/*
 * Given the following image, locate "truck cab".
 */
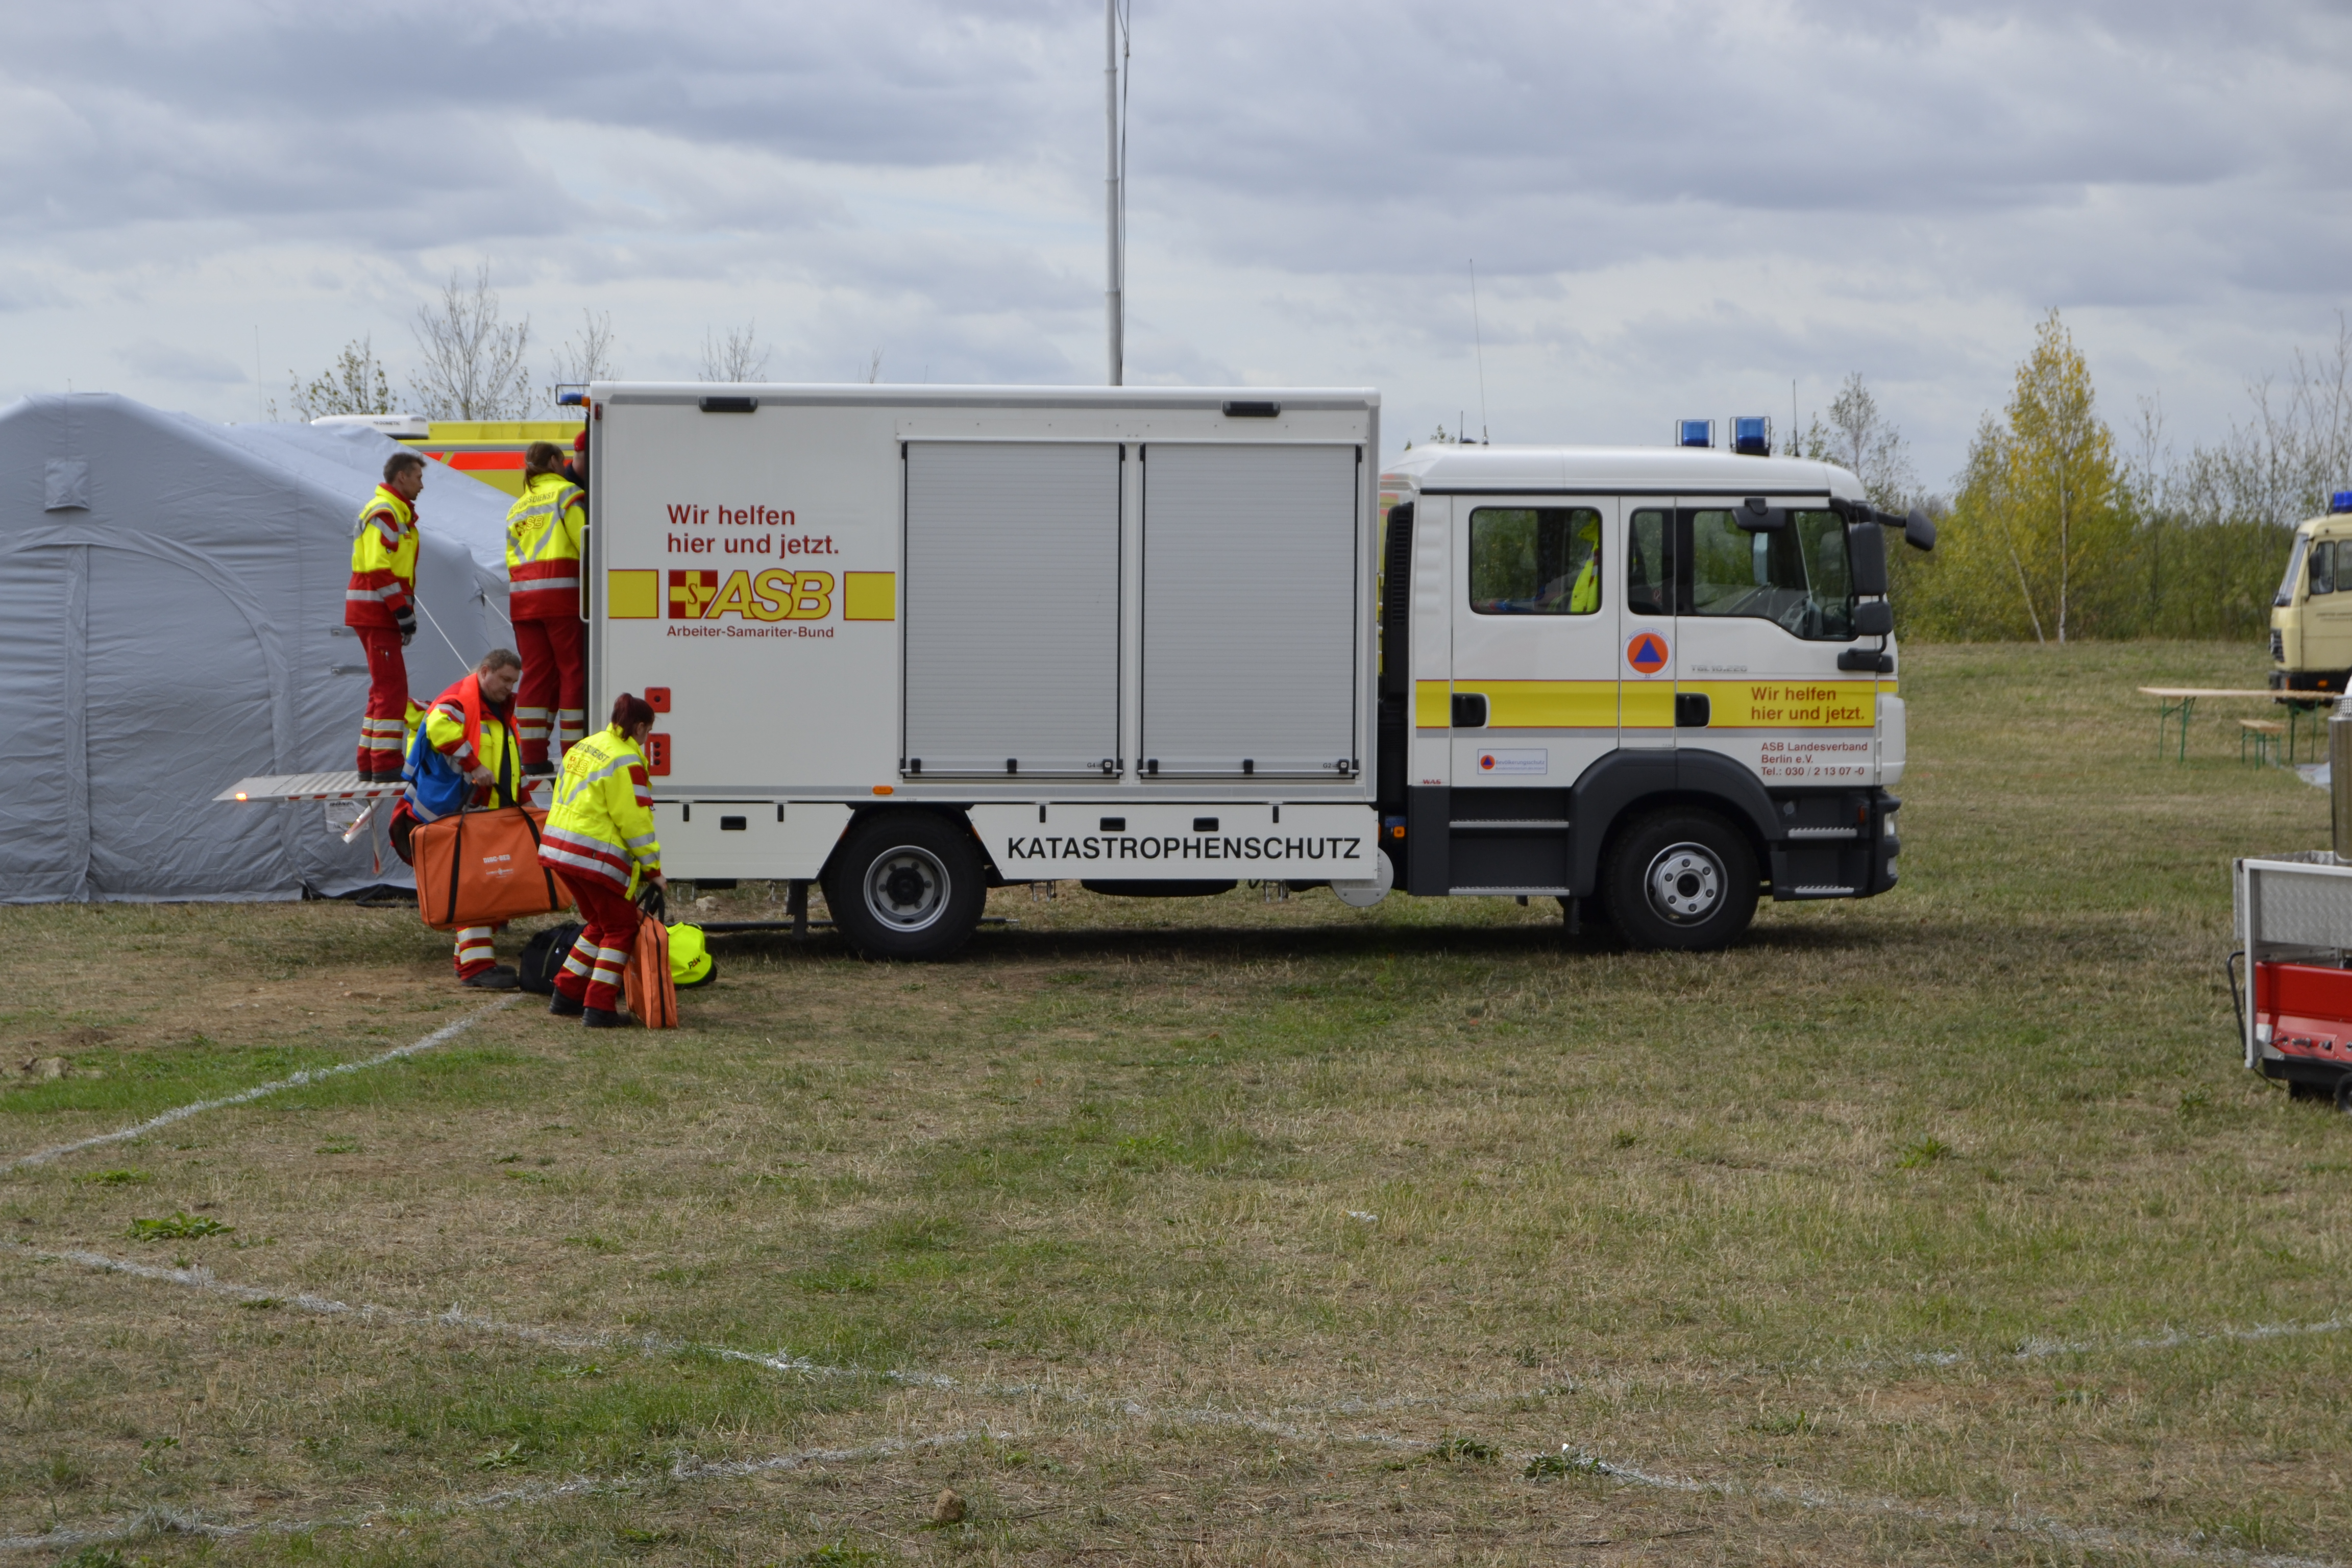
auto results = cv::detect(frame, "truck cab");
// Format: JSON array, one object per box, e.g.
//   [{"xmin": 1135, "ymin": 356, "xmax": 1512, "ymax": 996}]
[
  {"xmin": 1376, "ymin": 444, "xmax": 1924, "ymax": 948},
  {"xmin": 2269, "ymin": 492, "xmax": 2352, "ymax": 696}
]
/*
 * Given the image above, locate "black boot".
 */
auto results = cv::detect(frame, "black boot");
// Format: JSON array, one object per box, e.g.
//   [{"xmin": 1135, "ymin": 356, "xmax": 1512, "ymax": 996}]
[
  {"xmin": 462, "ymin": 966, "xmax": 521, "ymax": 990},
  {"xmin": 548, "ymin": 992, "xmax": 584, "ymax": 1017},
  {"xmin": 582, "ymin": 1007, "xmax": 633, "ymax": 1029}
]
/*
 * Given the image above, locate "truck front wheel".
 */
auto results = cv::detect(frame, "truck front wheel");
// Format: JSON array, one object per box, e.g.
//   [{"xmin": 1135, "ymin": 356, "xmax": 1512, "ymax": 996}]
[
  {"xmin": 823, "ymin": 811, "xmax": 987, "ymax": 961},
  {"xmin": 1603, "ymin": 809, "xmax": 1758, "ymax": 952}
]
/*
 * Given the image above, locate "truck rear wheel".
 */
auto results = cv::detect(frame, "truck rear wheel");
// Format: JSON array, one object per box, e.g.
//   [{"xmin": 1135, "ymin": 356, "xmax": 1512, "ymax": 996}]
[
  {"xmin": 823, "ymin": 811, "xmax": 986, "ymax": 962},
  {"xmin": 1603, "ymin": 808, "xmax": 1758, "ymax": 952}
]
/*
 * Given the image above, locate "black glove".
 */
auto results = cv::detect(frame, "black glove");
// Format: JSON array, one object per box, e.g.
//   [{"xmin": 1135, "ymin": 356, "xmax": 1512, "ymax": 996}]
[{"xmin": 395, "ymin": 606, "xmax": 416, "ymax": 648}]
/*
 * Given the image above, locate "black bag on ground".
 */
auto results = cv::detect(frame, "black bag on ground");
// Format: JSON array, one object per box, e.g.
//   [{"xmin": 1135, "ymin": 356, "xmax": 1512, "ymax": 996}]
[{"xmin": 517, "ymin": 921, "xmax": 585, "ymax": 996}]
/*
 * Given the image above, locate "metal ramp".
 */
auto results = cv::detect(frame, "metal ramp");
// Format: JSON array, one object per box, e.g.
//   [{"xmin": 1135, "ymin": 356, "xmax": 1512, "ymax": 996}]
[{"xmin": 213, "ymin": 771, "xmax": 404, "ymax": 804}]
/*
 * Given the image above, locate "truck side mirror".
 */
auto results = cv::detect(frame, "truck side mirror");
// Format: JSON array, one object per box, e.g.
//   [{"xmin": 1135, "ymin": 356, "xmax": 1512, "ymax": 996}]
[
  {"xmin": 1847, "ymin": 522, "xmax": 1888, "ymax": 596},
  {"xmin": 1904, "ymin": 508, "xmax": 1937, "ymax": 552},
  {"xmin": 1853, "ymin": 600, "xmax": 1894, "ymax": 636},
  {"xmin": 1734, "ymin": 497, "xmax": 1786, "ymax": 533}
]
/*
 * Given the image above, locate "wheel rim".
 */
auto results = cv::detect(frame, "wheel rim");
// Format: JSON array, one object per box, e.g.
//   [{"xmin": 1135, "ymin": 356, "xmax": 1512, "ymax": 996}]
[
  {"xmin": 1643, "ymin": 841, "xmax": 1724, "ymax": 924},
  {"xmin": 864, "ymin": 846, "xmax": 951, "ymax": 933}
]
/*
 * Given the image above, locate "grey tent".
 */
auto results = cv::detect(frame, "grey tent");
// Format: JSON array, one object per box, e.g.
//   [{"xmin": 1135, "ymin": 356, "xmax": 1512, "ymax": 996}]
[{"xmin": 0, "ymin": 394, "xmax": 514, "ymax": 902}]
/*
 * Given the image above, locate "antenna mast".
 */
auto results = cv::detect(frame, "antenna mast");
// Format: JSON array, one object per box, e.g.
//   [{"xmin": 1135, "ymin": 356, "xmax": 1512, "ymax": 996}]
[
  {"xmin": 1468, "ymin": 259, "xmax": 1489, "ymax": 443},
  {"xmin": 1105, "ymin": 0, "xmax": 1124, "ymax": 386}
]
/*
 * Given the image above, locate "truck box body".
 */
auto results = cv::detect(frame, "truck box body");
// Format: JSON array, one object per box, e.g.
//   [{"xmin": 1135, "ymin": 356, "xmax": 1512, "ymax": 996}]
[{"xmin": 586, "ymin": 385, "xmax": 1384, "ymax": 885}]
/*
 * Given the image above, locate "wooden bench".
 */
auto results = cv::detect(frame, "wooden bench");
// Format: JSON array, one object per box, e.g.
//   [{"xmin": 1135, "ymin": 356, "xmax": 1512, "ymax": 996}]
[{"xmin": 2240, "ymin": 717, "xmax": 2286, "ymax": 765}]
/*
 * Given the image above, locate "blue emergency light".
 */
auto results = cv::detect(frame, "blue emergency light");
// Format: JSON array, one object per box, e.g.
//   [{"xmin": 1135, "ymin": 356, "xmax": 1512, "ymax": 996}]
[
  {"xmin": 1733, "ymin": 415, "xmax": 1772, "ymax": 456},
  {"xmin": 2332, "ymin": 491, "xmax": 2352, "ymax": 514},
  {"xmin": 1679, "ymin": 419, "xmax": 1714, "ymax": 449},
  {"xmin": 555, "ymin": 383, "xmax": 589, "ymax": 408}
]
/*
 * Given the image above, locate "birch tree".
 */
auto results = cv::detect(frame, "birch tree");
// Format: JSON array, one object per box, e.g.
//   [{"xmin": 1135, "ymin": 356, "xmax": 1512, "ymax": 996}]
[
  {"xmin": 547, "ymin": 308, "xmax": 617, "ymax": 407},
  {"xmin": 410, "ymin": 263, "xmax": 533, "ymax": 420},
  {"xmin": 699, "ymin": 322, "xmax": 770, "ymax": 382},
  {"xmin": 284, "ymin": 336, "xmax": 393, "ymax": 421},
  {"xmin": 1802, "ymin": 373, "xmax": 1918, "ymax": 509},
  {"xmin": 2005, "ymin": 310, "xmax": 2122, "ymax": 643}
]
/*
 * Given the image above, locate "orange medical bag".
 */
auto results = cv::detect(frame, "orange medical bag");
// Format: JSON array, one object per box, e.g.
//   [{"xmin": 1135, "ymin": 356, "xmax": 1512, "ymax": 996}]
[{"xmin": 410, "ymin": 807, "xmax": 572, "ymax": 932}]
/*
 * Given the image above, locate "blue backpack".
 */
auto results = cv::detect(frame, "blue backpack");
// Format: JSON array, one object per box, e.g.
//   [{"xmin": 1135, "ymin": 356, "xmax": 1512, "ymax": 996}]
[{"xmin": 402, "ymin": 710, "xmax": 517, "ymax": 821}]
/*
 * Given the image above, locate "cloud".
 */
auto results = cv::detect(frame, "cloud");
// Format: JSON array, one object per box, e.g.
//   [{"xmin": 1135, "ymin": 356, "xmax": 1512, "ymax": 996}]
[
  {"xmin": 118, "ymin": 340, "xmax": 249, "ymax": 384},
  {"xmin": 2, "ymin": 0, "xmax": 2348, "ymax": 481}
]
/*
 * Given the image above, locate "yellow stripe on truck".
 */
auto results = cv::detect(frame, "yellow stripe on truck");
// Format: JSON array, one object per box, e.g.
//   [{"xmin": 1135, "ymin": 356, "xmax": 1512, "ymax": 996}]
[
  {"xmin": 1622, "ymin": 682, "xmax": 1675, "ymax": 729},
  {"xmin": 1415, "ymin": 680, "xmax": 1451, "ymax": 728},
  {"xmin": 1449, "ymin": 680, "xmax": 1616, "ymax": 728},
  {"xmin": 1681, "ymin": 679, "xmax": 1876, "ymax": 728}
]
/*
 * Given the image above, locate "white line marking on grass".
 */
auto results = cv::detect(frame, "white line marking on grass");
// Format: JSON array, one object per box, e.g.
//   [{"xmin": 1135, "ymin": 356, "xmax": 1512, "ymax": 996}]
[
  {"xmin": 2, "ymin": 996, "xmax": 521, "ymax": 1174},
  {"xmin": 1562, "ymin": 1448, "xmax": 2338, "ymax": 1568},
  {"xmin": 4, "ymin": 1242, "xmax": 952, "ymax": 1387},
  {"xmin": 0, "ymin": 1430, "xmax": 1004, "ymax": 1555},
  {"xmin": 12, "ymin": 1251, "xmax": 2339, "ymax": 1564}
]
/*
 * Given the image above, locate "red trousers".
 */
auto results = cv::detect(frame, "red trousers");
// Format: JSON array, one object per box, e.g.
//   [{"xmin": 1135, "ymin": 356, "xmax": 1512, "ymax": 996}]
[
  {"xmin": 356, "ymin": 627, "xmax": 409, "ymax": 775},
  {"xmin": 513, "ymin": 616, "xmax": 585, "ymax": 769},
  {"xmin": 549, "ymin": 872, "xmax": 640, "ymax": 1014}
]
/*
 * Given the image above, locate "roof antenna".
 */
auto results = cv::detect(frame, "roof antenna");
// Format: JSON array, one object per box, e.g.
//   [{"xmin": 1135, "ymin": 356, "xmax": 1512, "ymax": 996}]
[
  {"xmin": 1789, "ymin": 378, "xmax": 1799, "ymax": 456},
  {"xmin": 1468, "ymin": 258, "xmax": 1490, "ymax": 445}
]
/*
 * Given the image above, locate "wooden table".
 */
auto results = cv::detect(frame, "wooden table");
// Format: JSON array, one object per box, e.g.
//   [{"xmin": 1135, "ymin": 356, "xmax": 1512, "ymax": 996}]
[{"xmin": 2139, "ymin": 687, "xmax": 2335, "ymax": 762}]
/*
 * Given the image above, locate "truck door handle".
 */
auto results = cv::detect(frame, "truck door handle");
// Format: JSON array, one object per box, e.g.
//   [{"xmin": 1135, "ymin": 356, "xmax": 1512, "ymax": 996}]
[
  {"xmin": 1451, "ymin": 693, "xmax": 1488, "ymax": 728},
  {"xmin": 1674, "ymin": 693, "xmax": 1710, "ymax": 728}
]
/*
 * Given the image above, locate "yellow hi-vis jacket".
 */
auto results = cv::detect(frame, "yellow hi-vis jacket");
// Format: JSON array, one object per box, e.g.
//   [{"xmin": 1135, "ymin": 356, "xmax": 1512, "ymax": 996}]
[
  {"xmin": 422, "ymin": 697, "xmax": 518, "ymax": 807},
  {"xmin": 346, "ymin": 486, "xmax": 419, "ymax": 631},
  {"xmin": 540, "ymin": 726, "xmax": 660, "ymax": 894},
  {"xmin": 505, "ymin": 472, "xmax": 586, "ymax": 621}
]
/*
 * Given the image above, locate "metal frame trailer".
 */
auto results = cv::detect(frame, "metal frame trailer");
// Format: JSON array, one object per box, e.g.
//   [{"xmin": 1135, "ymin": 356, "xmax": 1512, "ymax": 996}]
[
  {"xmin": 2235, "ymin": 854, "xmax": 2352, "ymax": 1110},
  {"xmin": 582, "ymin": 383, "xmax": 1912, "ymax": 959}
]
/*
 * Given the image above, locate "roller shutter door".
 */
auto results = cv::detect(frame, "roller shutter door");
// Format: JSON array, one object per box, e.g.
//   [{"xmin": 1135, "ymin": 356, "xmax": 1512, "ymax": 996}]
[
  {"xmin": 902, "ymin": 442, "xmax": 1120, "ymax": 777},
  {"xmin": 1141, "ymin": 443, "xmax": 1358, "ymax": 777}
]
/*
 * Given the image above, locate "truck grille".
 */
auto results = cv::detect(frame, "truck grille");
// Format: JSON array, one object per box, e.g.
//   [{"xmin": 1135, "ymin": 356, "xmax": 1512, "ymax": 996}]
[{"xmin": 2273, "ymin": 629, "xmax": 2286, "ymax": 662}]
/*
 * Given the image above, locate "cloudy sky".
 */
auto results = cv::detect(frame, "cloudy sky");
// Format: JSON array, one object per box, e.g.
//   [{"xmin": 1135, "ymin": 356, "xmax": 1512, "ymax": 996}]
[{"xmin": 5, "ymin": 0, "xmax": 2348, "ymax": 485}]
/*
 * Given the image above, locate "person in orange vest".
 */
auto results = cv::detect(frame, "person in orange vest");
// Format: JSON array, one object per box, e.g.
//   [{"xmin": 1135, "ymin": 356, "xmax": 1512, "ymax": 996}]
[
  {"xmin": 387, "ymin": 649, "xmax": 527, "ymax": 988},
  {"xmin": 347, "ymin": 452, "xmax": 425, "ymax": 781},
  {"xmin": 505, "ymin": 442, "xmax": 588, "ymax": 775}
]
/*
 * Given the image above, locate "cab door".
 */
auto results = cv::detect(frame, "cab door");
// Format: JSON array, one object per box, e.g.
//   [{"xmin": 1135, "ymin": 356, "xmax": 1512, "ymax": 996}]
[
  {"xmin": 2302, "ymin": 536, "xmax": 2352, "ymax": 677},
  {"xmin": 1673, "ymin": 498, "xmax": 1874, "ymax": 786},
  {"xmin": 1448, "ymin": 497, "xmax": 1621, "ymax": 788},
  {"xmin": 1619, "ymin": 498, "xmax": 1678, "ymax": 751}
]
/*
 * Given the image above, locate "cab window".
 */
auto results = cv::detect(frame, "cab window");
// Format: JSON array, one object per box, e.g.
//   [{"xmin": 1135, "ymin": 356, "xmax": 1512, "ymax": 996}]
[
  {"xmin": 1626, "ymin": 508, "xmax": 1671, "ymax": 618},
  {"xmin": 2314, "ymin": 540, "xmax": 2337, "ymax": 596},
  {"xmin": 1687, "ymin": 508, "xmax": 1855, "ymax": 640},
  {"xmin": 1469, "ymin": 507, "xmax": 1602, "ymax": 615},
  {"xmin": 2277, "ymin": 534, "xmax": 2310, "ymax": 606}
]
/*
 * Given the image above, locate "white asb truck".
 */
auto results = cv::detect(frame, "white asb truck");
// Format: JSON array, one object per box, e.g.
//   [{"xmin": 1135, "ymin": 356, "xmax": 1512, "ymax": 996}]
[{"xmin": 581, "ymin": 383, "xmax": 1930, "ymax": 959}]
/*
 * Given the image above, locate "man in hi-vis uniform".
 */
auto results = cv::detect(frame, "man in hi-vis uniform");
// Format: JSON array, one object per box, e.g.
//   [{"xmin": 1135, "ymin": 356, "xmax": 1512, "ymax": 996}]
[
  {"xmin": 504, "ymin": 442, "xmax": 589, "ymax": 775},
  {"xmin": 346, "ymin": 451, "xmax": 424, "ymax": 781}
]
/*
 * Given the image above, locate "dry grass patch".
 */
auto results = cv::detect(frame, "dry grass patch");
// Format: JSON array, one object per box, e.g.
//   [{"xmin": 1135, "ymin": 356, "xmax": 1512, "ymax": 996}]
[{"xmin": 4, "ymin": 641, "xmax": 2350, "ymax": 1563}]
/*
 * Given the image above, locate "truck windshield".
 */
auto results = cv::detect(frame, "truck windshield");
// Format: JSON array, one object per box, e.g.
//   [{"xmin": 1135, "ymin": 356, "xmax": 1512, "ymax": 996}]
[
  {"xmin": 1688, "ymin": 508, "xmax": 1855, "ymax": 640},
  {"xmin": 2278, "ymin": 533, "xmax": 2311, "ymax": 607}
]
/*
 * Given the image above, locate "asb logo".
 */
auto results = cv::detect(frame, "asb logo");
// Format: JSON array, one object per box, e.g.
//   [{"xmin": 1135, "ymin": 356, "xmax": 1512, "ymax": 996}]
[
  {"xmin": 668, "ymin": 568, "xmax": 834, "ymax": 621},
  {"xmin": 1626, "ymin": 631, "xmax": 1670, "ymax": 675},
  {"xmin": 670, "ymin": 570, "xmax": 719, "ymax": 619}
]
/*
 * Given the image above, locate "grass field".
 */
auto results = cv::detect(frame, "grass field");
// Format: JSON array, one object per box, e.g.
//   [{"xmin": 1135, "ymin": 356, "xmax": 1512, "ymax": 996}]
[{"xmin": 4, "ymin": 641, "xmax": 2349, "ymax": 1566}]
